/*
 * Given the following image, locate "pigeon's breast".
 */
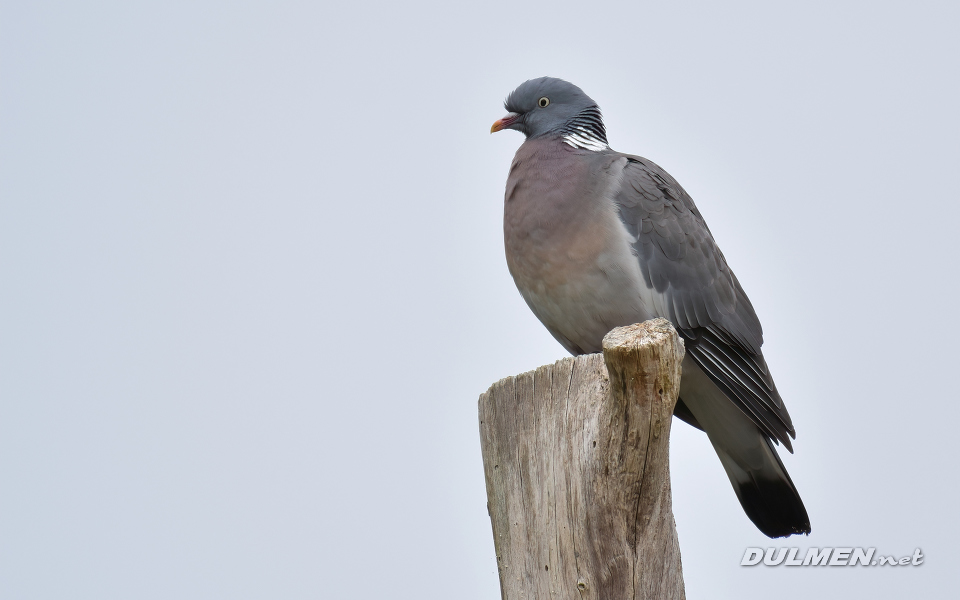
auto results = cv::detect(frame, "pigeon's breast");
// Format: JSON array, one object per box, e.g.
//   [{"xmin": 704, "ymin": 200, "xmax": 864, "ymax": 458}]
[{"xmin": 503, "ymin": 141, "xmax": 655, "ymax": 354}]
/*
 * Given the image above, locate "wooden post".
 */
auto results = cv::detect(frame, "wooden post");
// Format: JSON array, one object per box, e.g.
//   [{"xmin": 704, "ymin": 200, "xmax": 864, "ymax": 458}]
[{"xmin": 479, "ymin": 318, "xmax": 686, "ymax": 600}]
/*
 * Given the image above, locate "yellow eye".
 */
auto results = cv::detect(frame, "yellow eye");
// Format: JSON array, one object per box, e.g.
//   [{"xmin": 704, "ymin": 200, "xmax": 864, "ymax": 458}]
[{"xmin": 538, "ymin": 97, "xmax": 550, "ymax": 108}]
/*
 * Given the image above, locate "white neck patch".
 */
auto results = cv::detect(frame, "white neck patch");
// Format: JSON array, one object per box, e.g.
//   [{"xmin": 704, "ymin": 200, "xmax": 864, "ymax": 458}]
[{"xmin": 562, "ymin": 126, "xmax": 609, "ymax": 151}]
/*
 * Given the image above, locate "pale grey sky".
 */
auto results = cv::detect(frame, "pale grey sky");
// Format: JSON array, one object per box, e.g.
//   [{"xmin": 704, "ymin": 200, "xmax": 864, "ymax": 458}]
[{"xmin": 2, "ymin": 1, "xmax": 958, "ymax": 598}]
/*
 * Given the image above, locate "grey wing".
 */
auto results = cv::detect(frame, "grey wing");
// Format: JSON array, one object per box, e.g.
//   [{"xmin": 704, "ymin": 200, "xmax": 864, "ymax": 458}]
[{"xmin": 614, "ymin": 154, "xmax": 797, "ymax": 450}]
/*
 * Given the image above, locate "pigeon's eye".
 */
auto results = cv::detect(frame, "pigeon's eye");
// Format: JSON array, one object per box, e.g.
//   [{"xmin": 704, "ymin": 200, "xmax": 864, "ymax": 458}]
[{"xmin": 538, "ymin": 97, "xmax": 550, "ymax": 108}]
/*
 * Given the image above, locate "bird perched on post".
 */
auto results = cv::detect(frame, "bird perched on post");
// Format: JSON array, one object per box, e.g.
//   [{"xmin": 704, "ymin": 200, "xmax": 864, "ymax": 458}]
[{"xmin": 491, "ymin": 76, "xmax": 810, "ymax": 538}]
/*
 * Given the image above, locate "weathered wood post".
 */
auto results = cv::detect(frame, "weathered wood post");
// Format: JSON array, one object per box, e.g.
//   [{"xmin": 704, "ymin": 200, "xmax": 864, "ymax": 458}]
[{"xmin": 479, "ymin": 318, "xmax": 685, "ymax": 599}]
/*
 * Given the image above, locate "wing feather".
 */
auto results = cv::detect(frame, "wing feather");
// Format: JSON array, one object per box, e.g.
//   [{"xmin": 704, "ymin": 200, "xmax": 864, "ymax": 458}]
[{"xmin": 613, "ymin": 154, "xmax": 796, "ymax": 448}]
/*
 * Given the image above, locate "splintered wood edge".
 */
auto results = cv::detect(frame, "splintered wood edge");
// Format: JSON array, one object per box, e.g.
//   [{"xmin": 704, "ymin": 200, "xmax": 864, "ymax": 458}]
[
  {"xmin": 480, "ymin": 319, "xmax": 685, "ymax": 403},
  {"xmin": 601, "ymin": 317, "xmax": 685, "ymax": 355},
  {"xmin": 480, "ymin": 355, "xmax": 581, "ymax": 400}
]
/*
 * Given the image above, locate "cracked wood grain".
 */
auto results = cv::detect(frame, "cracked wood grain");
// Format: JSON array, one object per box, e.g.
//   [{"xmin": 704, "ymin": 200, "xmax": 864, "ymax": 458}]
[{"xmin": 479, "ymin": 318, "xmax": 685, "ymax": 600}]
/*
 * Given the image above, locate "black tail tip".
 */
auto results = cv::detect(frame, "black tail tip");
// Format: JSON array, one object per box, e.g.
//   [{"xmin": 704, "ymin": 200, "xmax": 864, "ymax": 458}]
[{"xmin": 735, "ymin": 476, "xmax": 811, "ymax": 538}]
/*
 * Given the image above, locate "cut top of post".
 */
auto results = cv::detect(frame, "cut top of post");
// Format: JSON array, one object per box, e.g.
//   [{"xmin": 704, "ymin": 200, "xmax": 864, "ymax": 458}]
[{"xmin": 602, "ymin": 317, "xmax": 685, "ymax": 354}]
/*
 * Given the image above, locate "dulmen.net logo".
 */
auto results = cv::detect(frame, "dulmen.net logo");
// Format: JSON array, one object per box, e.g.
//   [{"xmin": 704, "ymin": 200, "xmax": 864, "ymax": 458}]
[{"xmin": 741, "ymin": 547, "xmax": 924, "ymax": 567}]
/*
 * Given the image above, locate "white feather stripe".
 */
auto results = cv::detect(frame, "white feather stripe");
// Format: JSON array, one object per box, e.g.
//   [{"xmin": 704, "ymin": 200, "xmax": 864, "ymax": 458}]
[{"xmin": 562, "ymin": 131, "xmax": 608, "ymax": 151}]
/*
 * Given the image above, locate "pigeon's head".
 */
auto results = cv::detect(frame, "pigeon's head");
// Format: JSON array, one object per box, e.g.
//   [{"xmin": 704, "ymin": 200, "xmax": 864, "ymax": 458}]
[{"xmin": 491, "ymin": 77, "xmax": 602, "ymax": 139}]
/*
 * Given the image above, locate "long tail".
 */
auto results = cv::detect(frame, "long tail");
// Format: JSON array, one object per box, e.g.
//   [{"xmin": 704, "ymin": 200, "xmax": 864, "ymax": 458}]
[
  {"xmin": 679, "ymin": 355, "xmax": 810, "ymax": 538},
  {"xmin": 712, "ymin": 431, "xmax": 811, "ymax": 538}
]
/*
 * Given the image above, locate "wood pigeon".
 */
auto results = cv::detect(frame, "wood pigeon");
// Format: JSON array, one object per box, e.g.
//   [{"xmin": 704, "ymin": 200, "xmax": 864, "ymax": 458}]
[{"xmin": 491, "ymin": 76, "xmax": 810, "ymax": 538}]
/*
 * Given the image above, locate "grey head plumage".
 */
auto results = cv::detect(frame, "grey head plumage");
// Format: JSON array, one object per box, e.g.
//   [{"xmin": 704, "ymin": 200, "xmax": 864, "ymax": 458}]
[{"xmin": 491, "ymin": 77, "xmax": 608, "ymax": 149}]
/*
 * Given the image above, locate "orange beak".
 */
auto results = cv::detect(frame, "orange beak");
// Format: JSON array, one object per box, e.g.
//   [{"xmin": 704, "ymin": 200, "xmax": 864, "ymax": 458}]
[{"xmin": 490, "ymin": 113, "xmax": 520, "ymax": 133}]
